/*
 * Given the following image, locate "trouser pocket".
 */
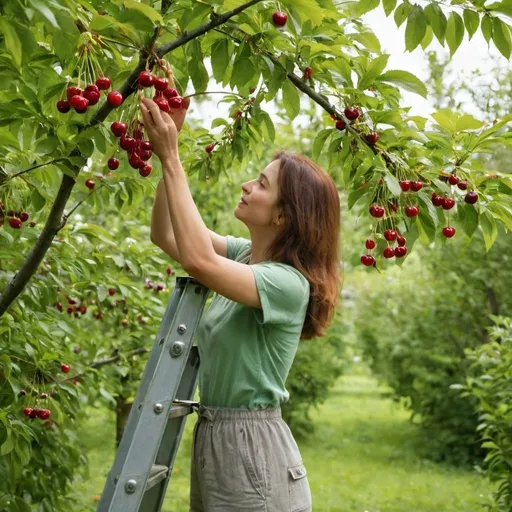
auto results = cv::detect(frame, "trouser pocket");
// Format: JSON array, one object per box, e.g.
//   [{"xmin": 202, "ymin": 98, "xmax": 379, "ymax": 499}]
[{"xmin": 287, "ymin": 461, "xmax": 312, "ymax": 512}]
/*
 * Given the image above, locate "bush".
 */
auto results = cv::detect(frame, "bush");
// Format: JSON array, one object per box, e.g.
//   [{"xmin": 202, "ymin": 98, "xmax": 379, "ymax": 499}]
[{"xmin": 459, "ymin": 316, "xmax": 512, "ymax": 511}]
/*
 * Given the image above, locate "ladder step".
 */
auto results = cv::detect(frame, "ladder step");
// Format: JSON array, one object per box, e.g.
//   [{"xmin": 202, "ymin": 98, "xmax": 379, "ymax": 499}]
[
  {"xmin": 169, "ymin": 404, "xmax": 195, "ymax": 419},
  {"xmin": 147, "ymin": 465, "xmax": 169, "ymax": 491}
]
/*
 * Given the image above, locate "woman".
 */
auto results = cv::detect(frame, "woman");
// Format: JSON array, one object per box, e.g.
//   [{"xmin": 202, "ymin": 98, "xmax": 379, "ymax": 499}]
[{"xmin": 143, "ymin": 96, "xmax": 342, "ymax": 511}]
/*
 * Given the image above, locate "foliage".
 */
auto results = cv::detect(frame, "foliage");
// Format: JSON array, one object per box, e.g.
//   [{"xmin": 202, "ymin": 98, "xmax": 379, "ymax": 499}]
[{"xmin": 459, "ymin": 316, "xmax": 512, "ymax": 512}]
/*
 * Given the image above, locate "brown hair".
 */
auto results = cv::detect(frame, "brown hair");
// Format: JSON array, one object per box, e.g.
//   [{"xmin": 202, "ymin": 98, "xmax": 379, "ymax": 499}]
[{"xmin": 265, "ymin": 149, "xmax": 342, "ymax": 340}]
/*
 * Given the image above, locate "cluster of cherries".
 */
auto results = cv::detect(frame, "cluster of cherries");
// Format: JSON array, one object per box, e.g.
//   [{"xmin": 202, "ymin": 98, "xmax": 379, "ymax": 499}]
[
  {"xmin": 56, "ymin": 76, "xmax": 123, "ymax": 115},
  {"xmin": 1, "ymin": 202, "xmax": 35, "ymax": 229},
  {"xmin": 21, "ymin": 364, "xmax": 70, "ymax": 422},
  {"xmin": 361, "ymin": 230, "xmax": 408, "ymax": 267},
  {"xmin": 331, "ymin": 107, "xmax": 380, "ymax": 145}
]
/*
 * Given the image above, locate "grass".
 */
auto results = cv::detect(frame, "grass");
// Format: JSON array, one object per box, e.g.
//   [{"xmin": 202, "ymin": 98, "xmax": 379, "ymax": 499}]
[{"xmin": 72, "ymin": 370, "xmax": 493, "ymax": 511}]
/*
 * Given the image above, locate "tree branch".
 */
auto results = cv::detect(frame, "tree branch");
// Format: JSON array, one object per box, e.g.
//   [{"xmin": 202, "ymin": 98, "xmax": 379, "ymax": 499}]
[{"xmin": 7, "ymin": 158, "xmax": 67, "ymax": 181}]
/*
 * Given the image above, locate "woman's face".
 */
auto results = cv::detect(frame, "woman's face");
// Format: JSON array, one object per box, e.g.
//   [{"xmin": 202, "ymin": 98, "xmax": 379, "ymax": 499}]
[{"xmin": 235, "ymin": 160, "xmax": 283, "ymax": 228}]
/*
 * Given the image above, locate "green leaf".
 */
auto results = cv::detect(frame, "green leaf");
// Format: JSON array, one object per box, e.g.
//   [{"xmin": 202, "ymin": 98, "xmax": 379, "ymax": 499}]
[
  {"xmin": 492, "ymin": 17, "xmax": 512, "ymax": 59},
  {"xmin": 481, "ymin": 14, "xmax": 493, "ymax": 44},
  {"xmin": 211, "ymin": 39, "xmax": 230, "ymax": 83},
  {"xmin": 358, "ymin": 54, "xmax": 389, "ymax": 90},
  {"xmin": 354, "ymin": 0, "xmax": 380, "ymax": 15},
  {"xmin": 487, "ymin": 202, "xmax": 512, "ymax": 231},
  {"xmin": 394, "ymin": 2, "xmax": 412, "ymax": 28},
  {"xmin": 259, "ymin": 111, "xmax": 275, "ymax": 143},
  {"xmin": 421, "ymin": 24, "xmax": 434, "ymax": 49},
  {"xmin": 0, "ymin": 18, "xmax": 22, "ymax": 68},
  {"xmin": 231, "ymin": 58, "xmax": 256, "ymax": 90},
  {"xmin": 31, "ymin": 187, "xmax": 46, "ymax": 212},
  {"xmin": 377, "ymin": 70, "xmax": 427, "ymax": 98},
  {"xmin": 424, "ymin": 3, "xmax": 447, "ymax": 44},
  {"xmin": 455, "ymin": 114, "xmax": 484, "ymax": 131},
  {"xmin": 463, "ymin": 9, "xmax": 480, "ymax": 40},
  {"xmin": 0, "ymin": 433, "xmax": 14, "ymax": 455},
  {"xmin": 480, "ymin": 210, "xmax": 498, "ymax": 251},
  {"xmin": 405, "ymin": 5, "xmax": 427, "ymax": 51},
  {"xmin": 124, "ymin": 0, "xmax": 163, "ymax": 24},
  {"xmin": 446, "ymin": 11, "xmax": 465, "ymax": 56},
  {"xmin": 384, "ymin": 173, "xmax": 402, "ymax": 196},
  {"xmin": 282, "ymin": 80, "xmax": 301, "ymax": 120},
  {"xmin": 188, "ymin": 40, "xmax": 209, "ymax": 92},
  {"xmin": 460, "ymin": 203, "xmax": 479, "ymax": 238},
  {"xmin": 29, "ymin": 0, "xmax": 58, "ymax": 28},
  {"xmin": 431, "ymin": 108, "xmax": 458, "ymax": 132},
  {"xmin": 383, "ymin": 0, "xmax": 397, "ymax": 16},
  {"xmin": 313, "ymin": 129, "xmax": 333, "ymax": 161}
]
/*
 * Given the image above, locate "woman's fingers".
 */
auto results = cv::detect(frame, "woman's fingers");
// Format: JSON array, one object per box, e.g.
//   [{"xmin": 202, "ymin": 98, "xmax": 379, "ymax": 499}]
[{"xmin": 140, "ymin": 97, "xmax": 167, "ymax": 131}]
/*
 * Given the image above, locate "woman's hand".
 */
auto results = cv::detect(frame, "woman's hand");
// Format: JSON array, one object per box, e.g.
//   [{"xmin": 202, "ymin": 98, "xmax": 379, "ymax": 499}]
[{"xmin": 139, "ymin": 96, "xmax": 190, "ymax": 162}]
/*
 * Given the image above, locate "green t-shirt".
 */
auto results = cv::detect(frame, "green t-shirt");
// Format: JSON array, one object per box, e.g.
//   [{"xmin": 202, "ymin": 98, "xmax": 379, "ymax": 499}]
[{"xmin": 195, "ymin": 235, "xmax": 310, "ymax": 409}]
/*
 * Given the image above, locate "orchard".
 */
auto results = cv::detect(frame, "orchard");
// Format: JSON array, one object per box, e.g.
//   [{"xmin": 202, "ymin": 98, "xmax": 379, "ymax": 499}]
[{"xmin": 1, "ymin": 0, "xmax": 512, "ymax": 510}]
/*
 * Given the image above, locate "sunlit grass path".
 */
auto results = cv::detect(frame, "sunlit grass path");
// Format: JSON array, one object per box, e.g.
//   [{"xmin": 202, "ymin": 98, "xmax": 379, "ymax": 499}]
[{"xmin": 73, "ymin": 371, "xmax": 492, "ymax": 511}]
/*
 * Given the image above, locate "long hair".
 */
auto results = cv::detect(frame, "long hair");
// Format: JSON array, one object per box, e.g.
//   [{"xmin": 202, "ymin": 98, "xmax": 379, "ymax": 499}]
[{"xmin": 264, "ymin": 149, "xmax": 343, "ymax": 340}]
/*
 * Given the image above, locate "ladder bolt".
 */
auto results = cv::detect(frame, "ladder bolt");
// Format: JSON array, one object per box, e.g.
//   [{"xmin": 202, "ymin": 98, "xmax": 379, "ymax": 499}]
[
  {"xmin": 178, "ymin": 324, "xmax": 187, "ymax": 334},
  {"xmin": 154, "ymin": 403, "xmax": 164, "ymax": 414},
  {"xmin": 125, "ymin": 479, "xmax": 137, "ymax": 493},
  {"xmin": 171, "ymin": 341, "xmax": 185, "ymax": 357}
]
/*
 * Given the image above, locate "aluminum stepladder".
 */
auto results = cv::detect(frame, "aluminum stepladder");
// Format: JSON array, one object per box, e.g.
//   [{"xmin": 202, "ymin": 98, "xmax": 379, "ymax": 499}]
[{"xmin": 96, "ymin": 276, "xmax": 210, "ymax": 512}]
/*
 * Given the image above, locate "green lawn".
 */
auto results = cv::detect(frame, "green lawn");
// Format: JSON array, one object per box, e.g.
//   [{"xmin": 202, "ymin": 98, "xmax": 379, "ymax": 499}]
[{"xmin": 72, "ymin": 372, "xmax": 493, "ymax": 511}]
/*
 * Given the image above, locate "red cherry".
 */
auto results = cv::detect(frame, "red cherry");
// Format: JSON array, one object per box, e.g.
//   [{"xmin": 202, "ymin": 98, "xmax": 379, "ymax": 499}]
[
  {"xmin": 128, "ymin": 152, "xmax": 144, "ymax": 169},
  {"xmin": 107, "ymin": 91, "xmax": 123, "ymax": 107},
  {"xmin": 457, "ymin": 181, "xmax": 468, "ymax": 190},
  {"xmin": 40, "ymin": 392, "xmax": 48, "ymax": 399},
  {"xmin": 205, "ymin": 143, "xmax": 216, "ymax": 153},
  {"xmin": 139, "ymin": 150, "xmax": 152, "ymax": 161},
  {"xmin": 95, "ymin": 76, "xmax": 111, "ymax": 90},
  {"xmin": 138, "ymin": 71, "xmax": 154, "ymax": 87},
  {"xmin": 85, "ymin": 179, "xmax": 95, "ymax": 190},
  {"xmin": 163, "ymin": 88, "xmax": 179, "ymax": 99},
  {"xmin": 394, "ymin": 246, "xmax": 407, "ymax": 258},
  {"xmin": 410, "ymin": 181, "xmax": 423, "ymax": 192},
  {"xmin": 369, "ymin": 205, "xmax": 385, "ymax": 218},
  {"xmin": 464, "ymin": 191, "xmax": 478, "ymax": 204},
  {"xmin": 384, "ymin": 229, "xmax": 397, "ymax": 241},
  {"xmin": 433, "ymin": 195, "xmax": 444, "ymax": 207},
  {"xmin": 61, "ymin": 363, "xmax": 70, "ymax": 373},
  {"xmin": 139, "ymin": 165, "xmax": 152, "ymax": 177},
  {"xmin": 108, "ymin": 157, "xmax": 119, "ymax": 170},
  {"xmin": 67, "ymin": 296, "xmax": 77, "ymax": 305},
  {"xmin": 37, "ymin": 409, "xmax": 51, "ymax": 420},
  {"xmin": 23, "ymin": 408, "xmax": 33, "ymax": 417},
  {"xmin": 383, "ymin": 247, "xmax": 395, "ymax": 259},
  {"xmin": 84, "ymin": 89, "xmax": 100, "ymax": 105},
  {"xmin": 85, "ymin": 84, "xmax": 99, "ymax": 95},
  {"xmin": 66, "ymin": 86, "xmax": 82, "ymax": 100},
  {"xmin": 108, "ymin": 288, "xmax": 116, "ymax": 296},
  {"xmin": 360, "ymin": 254, "xmax": 375, "ymax": 267},
  {"xmin": 272, "ymin": 11, "xmax": 288, "ymax": 27},
  {"xmin": 55, "ymin": 301, "xmax": 63, "ymax": 311},
  {"xmin": 19, "ymin": 390, "xmax": 26, "ymax": 397},
  {"xmin": 335, "ymin": 120, "xmax": 346, "ymax": 130},
  {"xmin": 57, "ymin": 100, "xmax": 70, "ymax": 113},
  {"xmin": 132, "ymin": 128, "xmax": 144, "ymax": 139},
  {"xmin": 365, "ymin": 132, "xmax": 379, "ymax": 145},
  {"xmin": 154, "ymin": 97, "xmax": 170, "ymax": 113},
  {"xmin": 8, "ymin": 217, "xmax": 22, "ymax": 229},
  {"xmin": 443, "ymin": 226, "xmax": 456, "ymax": 238},
  {"xmin": 303, "ymin": 67, "xmax": 313, "ymax": 80},
  {"xmin": 397, "ymin": 235, "xmax": 406, "ymax": 247},
  {"xmin": 168, "ymin": 96, "xmax": 183, "ymax": 108},
  {"xmin": 390, "ymin": 203, "xmax": 398, "ymax": 212},
  {"xmin": 365, "ymin": 239, "xmax": 375, "ymax": 250},
  {"xmin": 405, "ymin": 205, "xmax": 419, "ymax": 217},
  {"xmin": 154, "ymin": 77, "xmax": 169, "ymax": 90},
  {"xmin": 442, "ymin": 197, "xmax": 455, "ymax": 210},
  {"xmin": 29, "ymin": 221, "xmax": 36, "ymax": 227},
  {"xmin": 95, "ymin": 312, "xmax": 103, "ymax": 320},
  {"xmin": 140, "ymin": 141, "xmax": 153, "ymax": 151},
  {"xmin": 344, "ymin": 107, "xmax": 360, "ymax": 121},
  {"xmin": 120, "ymin": 134, "xmax": 136, "ymax": 151},
  {"xmin": 122, "ymin": 318, "xmax": 128, "ymax": 326},
  {"xmin": 399, "ymin": 180, "xmax": 411, "ymax": 192},
  {"xmin": 29, "ymin": 408, "xmax": 39, "ymax": 419},
  {"xmin": 111, "ymin": 121, "xmax": 128, "ymax": 137},
  {"xmin": 448, "ymin": 174, "xmax": 460, "ymax": 185},
  {"xmin": 166, "ymin": 266, "xmax": 173, "ymax": 275},
  {"xmin": 19, "ymin": 211, "xmax": 29, "ymax": 222},
  {"xmin": 70, "ymin": 95, "xmax": 89, "ymax": 110},
  {"xmin": 156, "ymin": 283, "xmax": 165, "ymax": 291}
]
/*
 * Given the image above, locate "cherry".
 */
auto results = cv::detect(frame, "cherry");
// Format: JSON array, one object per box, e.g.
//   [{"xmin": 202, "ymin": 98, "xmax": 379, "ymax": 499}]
[
  {"xmin": 57, "ymin": 100, "xmax": 70, "ymax": 113},
  {"xmin": 84, "ymin": 89, "xmax": 100, "ymax": 105},
  {"xmin": 448, "ymin": 174, "xmax": 460, "ymax": 185},
  {"xmin": 37, "ymin": 409, "xmax": 51, "ymax": 420},
  {"xmin": 168, "ymin": 96, "xmax": 183, "ymax": 108},
  {"xmin": 120, "ymin": 135, "xmax": 136, "ymax": 151},
  {"xmin": 8, "ymin": 217, "xmax": 22, "ymax": 229},
  {"xmin": 397, "ymin": 235, "xmax": 406, "ymax": 247},
  {"xmin": 390, "ymin": 203, "xmax": 398, "ymax": 212},
  {"xmin": 67, "ymin": 297, "xmax": 77, "ymax": 305},
  {"xmin": 122, "ymin": 318, "xmax": 128, "ymax": 326},
  {"xmin": 70, "ymin": 95, "xmax": 89, "ymax": 110},
  {"xmin": 95, "ymin": 312, "xmax": 103, "ymax": 320},
  {"xmin": 360, "ymin": 254, "xmax": 375, "ymax": 267},
  {"xmin": 405, "ymin": 205, "xmax": 419, "ymax": 217},
  {"xmin": 365, "ymin": 239, "xmax": 376, "ymax": 250},
  {"xmin": 272, "ymin": 11, "xmax": 288, "ymax": 27},
  {"xmin": 67, "ymin": 306, "xmax": 75, "ymax": 314},
  {"xmin": 457, "ymin": 181, "xmax": 468, "ymax": 190},
  {"xmin": 365, "ymin": 132, "xmax": 379, "ymax": 145},
  {"xmin": 141, "ymin": 141, "xmax": 153, "ymax": 151},
  {"xmin": 303, "ymin": 67, "xmax": 313, "ymax": 80},
  {"xmin": 156, "ymin": 283, "xmax": 165, "ymax": 291},
  {"xmin": 60, "ymin": 363, "xmax": 70, "ymax": 373},
  {"xmin": 138, "ymin": 71, "xmax": 154, "ymax": 87},
  {"xmin": 383, "ymin": 247, "xmax": 395, "ymax": 259},
  {"xmin": 79, "ymin": 303, "xmax": 87, "ymax": 314},
  {"xmin": 166, "ymin": 266, "xmax": 173, "ymax": 275},
  {"xmin": 384, "ymin": 229, "xmax": 397, "ymax": 241},
  {"xmin": 205, "ymin": 143, "xmax": 216, "ymax": 153},
  {"xmin": 344, "ymin": 107, "xmax": 360, "ymax": 121},
  {"xmin": 443, "ymin": 226, "xmax": 456, "ymax": 238},
  {"xmin": 85, "ymin": 179, "xmax": 95, "ymax": 190},
  {"xmin": 133, "ymin": 128, "xmax": 144, "ymax": 139},
  {"xmin": 19, "ymin": 212, "xmax": 29, "ymax": 222},
  {"xmin": 410, "ymin": 181, "xmax": 423, "ymax": 192},
  {"xmin": 108, "ymin": 288, "xmax": 116, "ymax": 296},
  {"xmin": 399, "ymin": 180, "xmax": 411, "ymax": 192},
  {"xmin": 163, "ymin": 88, "xmax": 179, "ymax": 99},
  {"xmin": 40, "ymin": 392, "xmax": 48, "ymax": 399},
  {"xmin": 73, "ymin": 345, "xmax": 81, "ymax": 354},
  {"xmin": 432, "ymin": 195, "xmax": 444, "ymax": 207},
  {"xmin": 95, "ymin": 76, "xmax": 111, "ymax": 90},
  {"xmin": 250, "ymin": 87, "xmax": 256, "ymax": 94},
  {"xmin": 107, "ymin": 91, "xmax": 123, "ymax": 107},
  {"xmin": 154, "ymin": 77, "xmax": 169, "ymax": 90},
  {"xmin": 128, "ymin": 152, "xmax": 144, "ymax": 169},
  {"xmin": 139, "ymin": 165, "xmax": 152, "ymax": 177},
  {"xmin": 23, "ymin": 408, "xmax": 33, "ymax": 417},
  {"xmin": 139, "ymin": 150, "xmax": 152, "ymax": 161},
  {"xmin": 19, "ymin": 390, "xmax": 26, "ymax": 397},
  {"xmin": 29, "ymin": 221, "xmax": 36, "ymax": 227},
  {"xmin": 369, "ymin": 205, "xmax": 385, "ymax": 218},
  {"xmin": 108, "ymin": 157, "xmax": 119, "ymax": 170},
  {"xmin": 66, "ymin": 86, "xmax": 82, "ymax": 100},
  {"xmin": 464, "ymin": 191, "xmax": 478, "ymax": 204},
  {"xmin": 442, "ymin": 197, "xmax": 455, "ymax": 210},
  {"xmin": 394, "ymin": 246, "xmax": 407, "ymax": 258},
  {"xmin": 335, "ymin": 120, "xmax": 346, "ymax": 130},
  {"xmin": 154, "ymin": 97, "xmax": 170, "ymax": 113},
  {"xmin": 111, "ymin": 121, "xmax": 128, "ymax": 137}
]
